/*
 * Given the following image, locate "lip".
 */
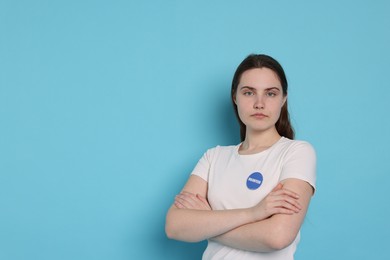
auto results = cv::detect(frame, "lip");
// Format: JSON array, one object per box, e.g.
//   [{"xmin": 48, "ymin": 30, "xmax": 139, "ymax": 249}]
[{"xmin": 251, "ymin": 113, "xmax": 268, "ymax": 119}]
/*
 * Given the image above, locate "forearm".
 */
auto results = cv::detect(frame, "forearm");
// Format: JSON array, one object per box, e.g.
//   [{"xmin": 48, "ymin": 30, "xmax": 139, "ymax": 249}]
[
  {"xmin": 165, "ymin": 206, "xmax": 256, "ymax": 242},
  {"xmin": 166, "ymin": 178, "xmax": 305, "ymax": 244},
  {"xmin": 211, "ymin": 216, "xmax": 292, "ymax": 252},
  {"xmin": 211, "ymin": 179, "xmax": 313, "ymax": 252}
]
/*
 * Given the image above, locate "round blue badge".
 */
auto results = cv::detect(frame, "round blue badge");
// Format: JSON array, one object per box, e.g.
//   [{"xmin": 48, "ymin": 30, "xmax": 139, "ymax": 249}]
[{"xmin": 246, "ymin": 172, "xmax": 263, "ymax": 190}]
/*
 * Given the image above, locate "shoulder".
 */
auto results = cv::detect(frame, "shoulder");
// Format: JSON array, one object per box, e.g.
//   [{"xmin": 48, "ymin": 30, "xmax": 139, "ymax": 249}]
[
  {"xmin": 204, "ymin": 144, "xmax": 239, "ymax": 156},
  {"xmin": 278, "ymin": 138, "xmax": 317, "ymax": 190},
  {"xmin": 191, "ymin": 144, "xmax": 239, "ymax": 181},
  {"xmin": 198, "ymin": 144, "xmax": 239, "ymax": 163},
  {"xmin": 278, "ymin": 137, "xmax": 316, "ymax": 157}
]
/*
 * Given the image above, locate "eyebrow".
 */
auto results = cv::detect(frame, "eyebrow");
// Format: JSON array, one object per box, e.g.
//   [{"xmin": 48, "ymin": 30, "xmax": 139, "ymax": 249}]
[
  {"xmin": 240, "ymin": 86, "xmax": 281, "ymax": 91},
  {"xmin": 265, "ymin": 87, "xmax": 281, "ymax": 91},
  {"xmin": 240, "ymin": 86, "xmax": 257, "ymax": 91}
]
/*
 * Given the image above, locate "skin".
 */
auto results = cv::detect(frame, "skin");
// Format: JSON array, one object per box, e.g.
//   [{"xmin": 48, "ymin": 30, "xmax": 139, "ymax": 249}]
[
  {"xmin": 165, "ymin": 68, "xmax": 314, "ymax": 252},
  {"xmin": 235, "ymin": 68, "xmax": 287, "ymax": 153}
]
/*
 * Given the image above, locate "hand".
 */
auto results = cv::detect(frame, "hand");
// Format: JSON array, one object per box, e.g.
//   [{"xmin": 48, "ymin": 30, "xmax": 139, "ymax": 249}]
[
  {"xmin": 251, "ymin": 183, "xmax": 302, "ymax": 221},
  {"xmin": 174, "ymin": 191, "xmax": 211, "ymax": 210}
]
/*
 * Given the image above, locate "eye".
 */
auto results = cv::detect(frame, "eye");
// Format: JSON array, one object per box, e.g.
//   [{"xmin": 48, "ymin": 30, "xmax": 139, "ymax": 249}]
[
  {"xmin": 266, "ymin": 91, "xmax": 277, "ymax": 97},
  {"xmin": 243, "ymin": 91, "xmax": 254, "ymax": 96}
]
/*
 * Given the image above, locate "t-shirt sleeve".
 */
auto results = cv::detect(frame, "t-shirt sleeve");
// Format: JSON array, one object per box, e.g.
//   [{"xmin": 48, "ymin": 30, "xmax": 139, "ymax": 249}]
[
  {"xmin": 280, "ymin": 141, "xmax": 317, "ymax": 192},
  {"xmin": 190, "ymin": 147, "xmax": 216, "ymax": 182}
]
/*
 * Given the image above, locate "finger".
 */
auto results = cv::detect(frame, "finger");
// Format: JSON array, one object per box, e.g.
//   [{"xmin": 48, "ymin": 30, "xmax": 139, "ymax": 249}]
[
  {"xmin": 273, "ymin": 207, "xmax": 296, "ymax": 215},
  {"xmin": 279, "ymin": 201, "xmax": 301, "ymax": 213},
  {"xmin": 263, "ymin": 202, "xmax": 297, "ymax": 216},
  {"xmin": 272, "ymin": 199, "xmax": 301, "ymax": 213},
  {"xmin": 271, "ymin": 188, "xmax": 300, "ymax": 199},
  {"xmin": 196, "ymin": 194, "xmax": 208, "ymax": 203},
  {"xmin": 272, "ymin": 183, "xmax": 283, "ymax": 192},
  {"xmin": 283, "ymin": 189, "xmax": 300, "ymax": 199},
  {"xmin": 271, "ymin": 188, "xmax": 299, "ymax": 197},
  {"xmin": 181, "ymin": 192, "xmax": 206, "ymax": 205},
  {"xmin": 196, "ymin": 194, "xmax": 211, "ymax": 210},
  {"xmin": 275, "ymin": 195, "xmax": 302, "ymax": 210},
  {"xmin": 174, "ymin": 200, "xmax": 186, "ymax": 209},
  {"xmin": 178, "ymin": 192, "xmax": 198, "ymax": 202},
  {"xmin": 181, "ymin": 191, "xmax": 197, "ymax": 198},
  {"xmin": 175, "ymin": 194, "xmax": 196, "ymax": 208},
  {"xmin": 264, "ymin": 194, "xmax": 301, "ymax": 212},
  {"xmin": 176, "ymin": 193, "xmax": 208, "ymax": 210},
  {"xmin": 180, "ymin": 192, "xmax": 198, "ymax": 202}
]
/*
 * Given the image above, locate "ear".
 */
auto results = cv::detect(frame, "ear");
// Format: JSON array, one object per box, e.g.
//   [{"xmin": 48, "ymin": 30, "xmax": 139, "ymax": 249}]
[
  {"xmin": 282, "ymin": 95, "xmax": 287, "ymax": 107},
  {"xmin": 233, "ymin": 94, "xmax": 237, "ymax": 105}
]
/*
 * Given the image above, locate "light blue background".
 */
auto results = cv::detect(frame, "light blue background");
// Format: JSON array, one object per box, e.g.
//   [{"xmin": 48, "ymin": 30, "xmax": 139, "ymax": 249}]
[{"xmin": 1, "ymin": 1, "xmax": 389, "ymax": 259}]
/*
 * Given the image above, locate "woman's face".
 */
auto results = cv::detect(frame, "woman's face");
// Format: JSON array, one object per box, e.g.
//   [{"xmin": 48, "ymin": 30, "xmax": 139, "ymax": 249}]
[{"xmin": 234, "ymin": 68, "xmax": 286, "ymax": 135}]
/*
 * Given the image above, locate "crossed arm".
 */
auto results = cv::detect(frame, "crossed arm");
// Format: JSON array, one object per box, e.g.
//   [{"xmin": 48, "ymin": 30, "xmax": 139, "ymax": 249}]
[{"xmin": 165, "ymin": 175, "xmax": 313, "ymax": 252}]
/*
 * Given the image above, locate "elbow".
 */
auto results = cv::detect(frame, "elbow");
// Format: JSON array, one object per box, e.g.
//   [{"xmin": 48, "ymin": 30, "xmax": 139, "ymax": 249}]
[
  {"xmin": 265, "ymin": 225, "xmax": 297, "ymax": 251},
  {"xmin": 165, "ymin": 223, "xmax": 181, "ymax": 241},
  {"xmin": 165, "ymin": 219, "xmax": 178, "ymax": 240},
  {"xmin": 165, "ymin": 221, "xmax": 204, "ymax": 243},
  {"xmin": 165, "ymin": 208, "xmax": 180, "ymax": 240},
  {"xmin": 165, "ymin": 219, "xmax": 198, "ymax": 242},
  {"xmin": 165, "ymin": 226, "xmax": 173, "ymax": 239},
  {"xmin": 165, "ymin": 208, "xmax": 204, "ymax": 243},
  {"xmin": 267, "ymin": 238, "xmax": 293, "ymax": 251},
  {"xmin": 165, "ymin": 224, "xmax": 202, "ymax": 242}
]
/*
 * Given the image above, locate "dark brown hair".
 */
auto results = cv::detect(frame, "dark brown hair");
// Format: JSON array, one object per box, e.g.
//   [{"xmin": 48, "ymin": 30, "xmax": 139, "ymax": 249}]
[{"xmin": 231, "ymin": 54, "xmax": 294, "ymax": 141}]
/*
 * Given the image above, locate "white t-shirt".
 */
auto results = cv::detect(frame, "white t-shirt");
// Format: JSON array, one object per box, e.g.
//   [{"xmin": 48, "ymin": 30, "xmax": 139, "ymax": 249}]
[{"xmin": 191, "ymin": 137, "xmax": 316, "ymax": 260}]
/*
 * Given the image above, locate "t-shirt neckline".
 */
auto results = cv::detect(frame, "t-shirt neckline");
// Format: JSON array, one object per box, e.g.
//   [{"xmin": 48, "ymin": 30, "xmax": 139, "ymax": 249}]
[{"xmin": 236, "ymin": 137, "xmax": 285, "ymax": 157}]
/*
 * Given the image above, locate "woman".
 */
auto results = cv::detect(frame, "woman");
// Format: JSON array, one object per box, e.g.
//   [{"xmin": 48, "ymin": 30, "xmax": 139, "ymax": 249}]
[{"xmin": 165, "ymin": 54, "xmax": 316, "ymax": 259}]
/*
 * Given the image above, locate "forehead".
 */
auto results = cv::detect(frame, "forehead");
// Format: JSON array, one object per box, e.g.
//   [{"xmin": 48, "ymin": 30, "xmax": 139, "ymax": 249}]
[{"xmin": 239, "ymin": 68, "xmax": 282, "ymax": 89}]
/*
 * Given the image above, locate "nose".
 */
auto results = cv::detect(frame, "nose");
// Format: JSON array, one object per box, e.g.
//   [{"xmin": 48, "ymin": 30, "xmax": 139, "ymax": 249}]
[{"xmin": 254, "ymin": 95, "xmax": 265, "ymax": 109}]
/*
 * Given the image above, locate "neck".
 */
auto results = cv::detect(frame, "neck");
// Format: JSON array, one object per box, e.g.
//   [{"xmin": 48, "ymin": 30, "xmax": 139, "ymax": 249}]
[{"xmin": 240, "ymin": 128, "xmax": 281, "ymax": 153}]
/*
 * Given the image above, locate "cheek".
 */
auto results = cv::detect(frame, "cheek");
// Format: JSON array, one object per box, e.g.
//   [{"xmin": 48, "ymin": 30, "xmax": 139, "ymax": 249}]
[
  {"xmin": 235, "ymin": 100, "xmax": 249, "ymax": 119},
  {"xmin": 236, "ymin": 100, "xmax": 253, "ymax": 116},
  {"xmin": 270, "ymin": 100, "xmax": 284, "ymax": 116},
  {"xmin": 235, "ymin": 98, "xmax": 246, "ymax": 110},
  {"xmin": 236, "ymin": 103, "xmax": 245, "ymax": 117}
]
